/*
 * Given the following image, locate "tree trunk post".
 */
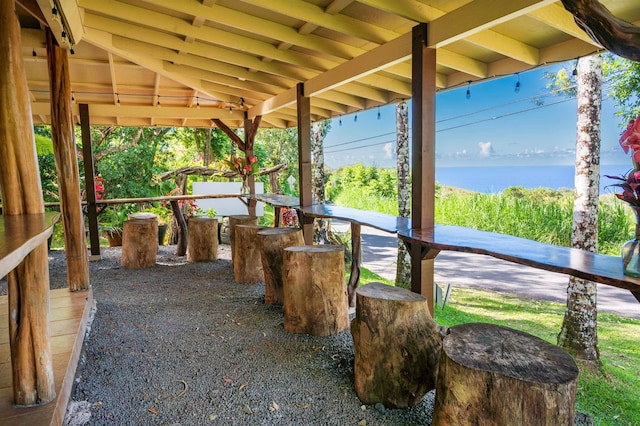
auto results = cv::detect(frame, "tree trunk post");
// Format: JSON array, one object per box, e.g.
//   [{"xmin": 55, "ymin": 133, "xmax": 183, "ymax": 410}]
[
  {"xmin": 558, "ymin": 55, "xmax": 602, "ymax": 365},
  {"xmin": 46, "ymin": 28, "xmax": 90, "ymax": 291},
  {"xmin": 257, "ymin": 227, "xmax": 304, "ymax": 305},
  {"xmin": 282, "ymin": 245, "xmax": 348, "ymax": 336},
  {"xmin": 396, "ymin": 100, "xmax": 412, "ymax": 287},
  {"xmin": 434, "ymin": 323, "xmax": 579, "ymax": 425},
  {"xmin": 233, "ymin": 224, "xmax": 267, "ymax": 283},
  {"xmin": 347, "ymin": 222, "xmax": 362, "ymax": 307},
  {"xmin": 0, "ymin": 0, "xmax": 55, "ymax": 405},
  {"xmin": 187, "ymin": 217, "xmax": 219, "ymax": 262},
  {"xmin": 351, "ymin": 282, "xmax": 442, "ymax": 408},
  {"xmin": 170, "ymin": 200, "xmax": 188, "ymax": 256}
]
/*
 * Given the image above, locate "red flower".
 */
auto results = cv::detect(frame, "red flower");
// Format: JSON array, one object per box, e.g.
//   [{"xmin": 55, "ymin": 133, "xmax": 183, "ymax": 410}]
[
  {"xmin": 620, "ymin": 116, "xmax": 640, "ymax": 162},
  {"xmin": 248, "ymin": 155, "xmax": 258, "ymax": 164}
]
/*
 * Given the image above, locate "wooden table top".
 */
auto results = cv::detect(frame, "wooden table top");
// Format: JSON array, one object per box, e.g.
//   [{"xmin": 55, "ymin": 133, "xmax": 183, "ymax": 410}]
[
  {"xmin": 0, "ymin": 212, "xmax": 60, "ymax": 278},
  {"xmin": 399, "ymin": 226, "xmax": 640, "ymax": 293}
]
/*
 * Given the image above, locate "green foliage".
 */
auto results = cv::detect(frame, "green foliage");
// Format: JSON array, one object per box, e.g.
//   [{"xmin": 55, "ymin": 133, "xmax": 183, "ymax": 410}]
[
  {"xmin": 143, "ymin": 203, "xmax": 172, "ymax": 225},
  {"xmin": 603, "ymin": 54, "xmax": 640, "ymax": 122},
  {"xmin": 327, "ymin": 163, "xmax": 398, "ymax": 201},
  {"xmin": 254, "ymin": 128, "xmax": 299, "ymax": 195},
  {"xmin": 98, "ymin": 205, "xmax": 136, "ymax": 234},
  {"xmin": 35, "ymin": 134, "xmax": 54, "ymax": 155}
]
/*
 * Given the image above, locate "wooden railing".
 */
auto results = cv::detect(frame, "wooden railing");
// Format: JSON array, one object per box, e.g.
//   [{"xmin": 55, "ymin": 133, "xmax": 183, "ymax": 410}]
[{"xmin": 0, "ymin": 212, "xmax": 60, "ymax": 278}]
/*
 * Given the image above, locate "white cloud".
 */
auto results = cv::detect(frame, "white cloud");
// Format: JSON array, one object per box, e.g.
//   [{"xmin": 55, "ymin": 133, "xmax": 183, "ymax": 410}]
[
  {"xmin": 478, "ymin": 142, "xmax": 494, "ymax": 157},
  {"xmin": 383, "ymin": 142, "xmax": 393, "ymax": 159}
]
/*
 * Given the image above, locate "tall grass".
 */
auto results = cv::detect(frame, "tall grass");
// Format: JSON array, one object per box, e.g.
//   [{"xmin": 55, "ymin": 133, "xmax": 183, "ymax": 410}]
[{"xmin": 334, "ymin": 185, "xmax": 633, "ymax": 256}]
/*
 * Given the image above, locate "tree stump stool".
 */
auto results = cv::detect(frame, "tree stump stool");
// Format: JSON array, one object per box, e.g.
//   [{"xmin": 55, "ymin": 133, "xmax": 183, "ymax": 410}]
[
  {"xmin": 229, "ymin": 215, "xmax": 258, "ymax": 262},
  {"xmin": 257, "ymin": 227, "xmax": 304, "ymax": 305},
  {"xmin": 350, "ymin": 282, "xmax": 443, "ymax": 408},
  {"xmin": 187, "ymin": 217, "xmax": 219, "ymax": 262},
  {"xmin": 433, "ymin": 322, "xmax": 579, "ymax": 426},
  {"xmin": 282, "ymin": 245, "xmax": 348, "ymax": 336},
  {"xmin": 233, "ymin": 224, "xmax": 268, "ymax": 283},
  {"xmin": 121, "ymin": 213, "xmax": 158, "ymax": 268}
]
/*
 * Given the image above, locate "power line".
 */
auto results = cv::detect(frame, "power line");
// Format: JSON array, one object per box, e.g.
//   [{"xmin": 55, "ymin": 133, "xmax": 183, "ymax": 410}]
[{"xmin": 325, "ymin": 139, "xmax": 395, "ymax": 154}]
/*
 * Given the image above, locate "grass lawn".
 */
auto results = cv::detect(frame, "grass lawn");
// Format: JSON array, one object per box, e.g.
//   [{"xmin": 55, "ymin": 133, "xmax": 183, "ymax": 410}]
[{"xmin": 358, "ymin": 269, "xmax": 640, "ymax": 425}]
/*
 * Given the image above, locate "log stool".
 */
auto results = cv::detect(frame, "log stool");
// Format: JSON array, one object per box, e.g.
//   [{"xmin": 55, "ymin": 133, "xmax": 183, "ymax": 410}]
[
  {"xmin": 233, "ymin": 224, "xmax": 267, "ymax": 283},
  {"xmin": 282, "ymin": 245, "xmax": 348, "ymax": 336},
  {"xmin": 121, "ymin": 213, "xmax": 158, "ymax": 268},
  {"xmin": 433, "ymin": 322, "xmax": 579, "ymax": 426},
  {"xmin": 187, "ymin": 217, "xmax": 219, "ymax": 262},
  {"xmin": 228, "ymin": 215, "xmax": 258, "ymax": 263},
  {"xmin": 257, "ymin": 227, "xmax": 304, "ymax": 305},
  {"xmin": 350, "ymin": 282, "xmax": 443, "ymax": 408}
]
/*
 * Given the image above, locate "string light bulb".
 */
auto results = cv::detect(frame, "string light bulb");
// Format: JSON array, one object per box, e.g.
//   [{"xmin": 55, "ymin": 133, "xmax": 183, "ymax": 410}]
[
  {"xmin": 71, "ymin": 92, "xmax": 75, "ymax": 103},
  {"xmin": 354, "ymin": 114, "xmax": 358, "ymax": 123},
  {"xmin": 32, "ymin": 49, "xmax": 36, "ymax": 57},
  {"xmin": 465, "ymin": 81, "xmax": 471, "ymax": 100},
  {"xmin": 156, "ymin": 96, "xmax": 161, "ymax": 107},
  {"xmin": 116, "ymin": 93, "xmax": 120, "ymax": 106},
  {"xmin": 339, "ymin": 118, "xmax": 342, "ymax": 126},
  {"xmin": 377, "ymin": 106, "xmax": 381, "ymax": 120},
  {"xmin": 515, "ymin": 74, "xmax": 521, "ymax": 93},
  {"xmin": 229, "ymin": 106, "xmax": 233, "ymax": 113},
  {"xmin": 196, "ymin": 96, "xmax": 200, "ymax": 108},
  {"xmin": 572, "ymin": 60, "xmax": 578, "ymax": 76}
]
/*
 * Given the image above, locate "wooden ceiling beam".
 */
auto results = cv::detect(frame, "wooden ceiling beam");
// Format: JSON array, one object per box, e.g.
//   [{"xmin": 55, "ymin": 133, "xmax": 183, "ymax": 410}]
[{"xmin": 528, "ymin": 3, "xmax": 601, "ymax": 46}]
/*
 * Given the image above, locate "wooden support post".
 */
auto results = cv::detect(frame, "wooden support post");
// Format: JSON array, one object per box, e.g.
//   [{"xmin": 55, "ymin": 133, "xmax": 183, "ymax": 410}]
[
  {"xmin": 187, "ymin": 217, "xmax": 218, "ymax": 262},
  {"xmin": 347, "ymin": 222, "xmax": 362, "ymax": 307},
  {"xmin": 296, "ymin": 83, "xmax": 313, "ymax": 243},
  {"xmin": 410, "ymin": 23, "xmax": 437, "ymax": 310},
  {"xmin": 80, "ymin": 104, "xmax": 101, "ymax": 259},
  {"xmin": 283, "ymin": 245, "xmax": 349, "ymax": 335},
  {"xmin": 274, "ymin": 206, "xmax": 282, "ymax": 227},
  {"xmin": 0, "ymin": 0, "xmax": 55, "ymax": 405},
  {"xmin": 351, "ymin": 283, "xmax": 442, "ymax": 408},
  {"xmin": 170, "ymin": 200, "xmax": 188, "ymax": 256},
  {"xmin": 46, "ymin": 28, "xmax": 90, "ymax": 291},
  {"xmin": 433, "ymin": 323, "xmax": 579, "ymax": 425},
  {"xmin": 234, "ymin": 225, "xmax": 267, "ymax": 283},
  {"xmin": 257, "ymin": 227, "xmax": 304, "ymax": 305},
  {"xmin": 408, "ymin": 244, "xmax": 439, "ymax": 316}
]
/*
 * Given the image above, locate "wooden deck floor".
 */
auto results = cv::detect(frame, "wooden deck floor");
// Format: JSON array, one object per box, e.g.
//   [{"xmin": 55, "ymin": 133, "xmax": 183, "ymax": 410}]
[{"xmin": 0, "ymin": 288, "xmax": 93, "ymax": 425}]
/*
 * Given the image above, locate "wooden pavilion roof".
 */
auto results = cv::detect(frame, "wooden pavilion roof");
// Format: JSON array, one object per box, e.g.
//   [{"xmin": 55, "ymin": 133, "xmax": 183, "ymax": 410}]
[{"xmin": 16, "ymin": 0, "xmax": 640, "ymax": 129}]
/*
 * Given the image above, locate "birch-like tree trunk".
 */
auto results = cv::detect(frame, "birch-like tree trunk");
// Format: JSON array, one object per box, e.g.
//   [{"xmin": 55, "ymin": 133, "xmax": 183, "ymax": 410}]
[
  {"xmin": 312, "ymin": 120, "xmax": 329, "ymax": 243},
  {"xmin": 557, "ymin": 55, "xmax": 602, "ymax": 365},
  {"xmin": 396, "ymin": 101, "xmax": 412, "ymax": 287}
]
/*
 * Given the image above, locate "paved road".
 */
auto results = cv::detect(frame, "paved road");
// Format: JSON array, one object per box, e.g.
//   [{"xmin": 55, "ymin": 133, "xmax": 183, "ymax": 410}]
[{"xmin": 334, "ymin": 222, "xmax": 640, "ymax": 319}]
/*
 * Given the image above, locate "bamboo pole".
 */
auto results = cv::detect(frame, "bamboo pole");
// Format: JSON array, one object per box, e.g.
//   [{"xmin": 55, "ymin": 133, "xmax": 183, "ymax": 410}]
[
  {"xmin": 0, "ymin": 0, "xmax": 55, "ymax": 405},
  {"xmin": 46, "ymin": 28, "xmax": 90, "ymax": 291}
]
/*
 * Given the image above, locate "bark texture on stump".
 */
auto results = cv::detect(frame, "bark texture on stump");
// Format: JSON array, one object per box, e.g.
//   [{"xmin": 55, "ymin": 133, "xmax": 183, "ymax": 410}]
[
  {"xmin": 233, "ymin": 224, "xmax": 267, "ymax": 283},
  {"xmin": 229, "ymin": 215, "xmax": 258, "ymax": 262},
  {"xmin": 351, "ymin": 282, "xmax": 442, "ymax": 408},
  {"xmin": 121, "ymin": 213, "xmax": 158, "ymax": 268},
  {"xmin": 187, "ymin": 218, "xmax": 219, "ymax": 262},
  {"xmin": 283, "ymin": 245, "xmax": 348, "ymax": 336},
  {"xmin": 1, "ymin": 0, "xmax": 55, "ymax": 406},
  {"xmin": 257, "ymin": 227, "xmax": 304, "ymax": 305},
  {"xmin": 433, "ymin": 322, "xmax": 579, "ymax": 426}
]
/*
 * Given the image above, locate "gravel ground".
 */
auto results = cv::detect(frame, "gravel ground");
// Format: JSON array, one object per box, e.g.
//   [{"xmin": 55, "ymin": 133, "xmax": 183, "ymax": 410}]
[{"xmin": 24, "ymin": 245, "xmax": 435, "ymax": 425}]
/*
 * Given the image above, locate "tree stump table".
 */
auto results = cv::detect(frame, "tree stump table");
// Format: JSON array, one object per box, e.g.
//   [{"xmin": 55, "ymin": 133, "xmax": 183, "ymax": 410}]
[
  {"xmin": 257, "ymin": 227, "xmax": 304, "ymax": 305},
  {"xmin": 229, "ymin": 215, "xmax": 258, "ymax": 263},
  {"xmin": 282, "ymin": 245, "xmax": 348, "ymax": 336},
  {"xmin": 121, "ymin": 213, "xmax": 158, "ymax": 268},
  {"xmin": 433, "ymin": 322, "xmax": 579, "ymax": 426},
  {"xmin": 187, "ymin": 217, "xmax": 219, "ymax": 262},
  {"xmin": 233, "ymin": 224, "xmax": 268, "ymax": 283},
  {"xmin": 350, "ymin": 282, "xmax": 443, "ymax": 408}
]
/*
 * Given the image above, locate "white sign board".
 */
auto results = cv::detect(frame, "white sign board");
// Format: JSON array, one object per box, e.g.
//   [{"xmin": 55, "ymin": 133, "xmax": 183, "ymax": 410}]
[{"xmin": 192, "ymin": 182, "xmax": 264, "ymax": 217}]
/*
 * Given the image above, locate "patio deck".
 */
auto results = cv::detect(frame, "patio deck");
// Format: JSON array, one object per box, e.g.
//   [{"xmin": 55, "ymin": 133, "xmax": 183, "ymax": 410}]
[{"xmin": 0, "ymin": 288, "xmax": 94, "ymax": 425}]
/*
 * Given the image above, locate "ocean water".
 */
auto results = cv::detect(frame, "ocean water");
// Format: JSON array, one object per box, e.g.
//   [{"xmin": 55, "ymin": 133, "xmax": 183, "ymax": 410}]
[{"xmin": 435, "ymin": 164, "xmax": 630, "ymax": 195}]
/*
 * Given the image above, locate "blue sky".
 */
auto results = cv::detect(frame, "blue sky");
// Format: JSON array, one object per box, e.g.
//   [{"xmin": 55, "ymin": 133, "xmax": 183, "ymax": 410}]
[{"xmin": 323, "ymin": 61, "xmax": 630, "ymax": 170}]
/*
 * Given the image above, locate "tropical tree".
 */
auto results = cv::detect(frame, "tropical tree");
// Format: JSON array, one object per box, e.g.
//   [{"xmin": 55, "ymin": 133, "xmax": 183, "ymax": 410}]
[
  {"xmin": 312, "ymin": 120, "xmax": 331, "ymax": 242},
  {"xmin": 254, "ymin": 128, "xmax": 299, "ymax": 194},
  {"xmin": 395, "ymin": 101, "xmax": 411, "ymax": 287},
  {"xmin": 557, "ymin": 55, "xmax": 603, "ymax": 365}
]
